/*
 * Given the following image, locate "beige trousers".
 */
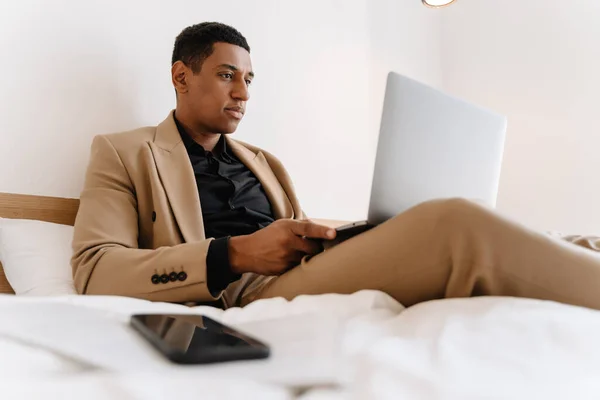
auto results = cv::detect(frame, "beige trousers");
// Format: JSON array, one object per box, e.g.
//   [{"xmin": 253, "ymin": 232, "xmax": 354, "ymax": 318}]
[{"xmin": 245, "ymin": 199, "xmax": 600, "ymax": 309}]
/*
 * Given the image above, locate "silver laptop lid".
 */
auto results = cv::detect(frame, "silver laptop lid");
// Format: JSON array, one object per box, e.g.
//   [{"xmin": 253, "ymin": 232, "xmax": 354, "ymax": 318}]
[{"xmin": 368, "ymin": 72, "xmax": 507, "ymax": 225}]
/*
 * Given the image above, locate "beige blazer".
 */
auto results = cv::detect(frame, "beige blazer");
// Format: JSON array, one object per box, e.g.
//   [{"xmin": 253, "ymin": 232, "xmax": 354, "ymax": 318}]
[{"xmin": 72, "ymin": 111, "xmax": 304, "ymax": 306}]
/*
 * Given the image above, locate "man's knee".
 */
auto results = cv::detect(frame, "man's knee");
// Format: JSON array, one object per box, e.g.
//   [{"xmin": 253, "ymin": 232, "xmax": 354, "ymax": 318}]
[{"xmin": 413, "ymin": 197, "xmax": 487, "ymax": 228}]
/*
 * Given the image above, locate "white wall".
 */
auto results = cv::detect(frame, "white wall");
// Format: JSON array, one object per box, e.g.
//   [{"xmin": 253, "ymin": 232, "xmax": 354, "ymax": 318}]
[
  {"xmin": 8, "ymin": 0, "xmax": 592, "ymax": 233},
  {"xmin": 368, "ymin": 0, "xmax": 442, "ymax": 129},
  {"xmin": 440, "ymin": 0, "xmax": 600, "ymax": 233}
]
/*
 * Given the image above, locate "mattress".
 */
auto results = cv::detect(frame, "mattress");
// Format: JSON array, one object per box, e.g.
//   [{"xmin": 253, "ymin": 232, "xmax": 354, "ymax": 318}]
[{"xmin": 1, "ymin": 290, "xmax": 600, "ymax": 399}]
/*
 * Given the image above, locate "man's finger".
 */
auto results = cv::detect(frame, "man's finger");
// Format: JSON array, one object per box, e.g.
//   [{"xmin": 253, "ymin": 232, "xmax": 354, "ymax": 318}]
[
  {"xmin": 289, "ymin": 236, "xmax": 323, "ymax": 255},
  {"xmin": 289, "ymin": 220, "xmax": 336, "ymax": 240}
]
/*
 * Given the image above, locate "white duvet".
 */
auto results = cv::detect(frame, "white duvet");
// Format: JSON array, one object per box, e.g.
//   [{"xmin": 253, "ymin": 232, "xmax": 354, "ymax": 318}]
[{"xmin": 1, "ymin": 291, "xmax": 600, "ymax": 399}]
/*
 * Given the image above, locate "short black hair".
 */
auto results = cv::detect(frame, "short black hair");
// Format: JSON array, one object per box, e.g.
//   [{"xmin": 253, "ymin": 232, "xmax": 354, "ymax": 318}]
[{"xmin": 171, "ymin": 22, "xmax": 250, "ymax": 73}]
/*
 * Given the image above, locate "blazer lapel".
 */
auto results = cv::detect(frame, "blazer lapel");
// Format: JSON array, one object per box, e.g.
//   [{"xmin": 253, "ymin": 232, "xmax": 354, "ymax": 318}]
[
  {"xmin": 150, "ymin": 112, "xmax": 205, "ymax": 242},
  {"xmin": 226, "ymin": 137, "xmax": 294, "ymax": 220}
]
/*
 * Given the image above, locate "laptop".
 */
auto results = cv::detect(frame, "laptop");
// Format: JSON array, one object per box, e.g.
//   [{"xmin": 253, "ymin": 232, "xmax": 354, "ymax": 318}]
[{"xmin": 335, "ymin": 71, "xmax": 507, "ymax": 240}]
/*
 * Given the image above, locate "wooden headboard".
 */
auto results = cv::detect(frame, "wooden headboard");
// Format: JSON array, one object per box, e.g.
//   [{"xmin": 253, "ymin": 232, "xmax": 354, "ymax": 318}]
[{"xmin": 0, "ymin": 193, "xmax": 80, "ymax": 294}]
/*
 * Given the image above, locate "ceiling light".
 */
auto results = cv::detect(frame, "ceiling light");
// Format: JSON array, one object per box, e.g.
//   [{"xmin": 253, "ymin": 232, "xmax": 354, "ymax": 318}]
[{"xmin": 422, "ymin": 0, "xmax": 457, "ymax": 8}]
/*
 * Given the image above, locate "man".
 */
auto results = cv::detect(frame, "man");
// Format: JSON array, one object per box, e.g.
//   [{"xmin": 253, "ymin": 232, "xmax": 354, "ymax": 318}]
[{"xmin": 72, "ymin": 22, "xmax": 600, "ymax": 310}]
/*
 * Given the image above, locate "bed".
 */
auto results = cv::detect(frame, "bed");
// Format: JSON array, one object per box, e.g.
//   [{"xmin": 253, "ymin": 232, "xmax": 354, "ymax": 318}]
[
  {"xmin": 1, "ymin": 192, "xmax": 600, "ymax": 399},
  {"xmin": 0, "ymin": 192, "xmax": 79, "ymax": 295}
]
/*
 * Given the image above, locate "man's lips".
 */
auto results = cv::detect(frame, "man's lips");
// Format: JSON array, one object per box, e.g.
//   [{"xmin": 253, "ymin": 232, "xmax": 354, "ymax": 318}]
[{"xmin": 224, "ymin": 107, "xmax": 244, "ymax": 119}]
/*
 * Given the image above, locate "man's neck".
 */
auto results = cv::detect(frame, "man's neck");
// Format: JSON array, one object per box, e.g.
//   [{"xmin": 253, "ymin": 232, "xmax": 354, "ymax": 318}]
[{"xmin": 174, "ymin": 108, "xmax": 221, "ymax": 153}]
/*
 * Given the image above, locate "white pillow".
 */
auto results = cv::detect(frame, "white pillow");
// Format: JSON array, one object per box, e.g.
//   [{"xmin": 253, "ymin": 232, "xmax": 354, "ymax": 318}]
[{"xmin": 0, "ymin": 218, "xmax": 77, "ymax": 296}]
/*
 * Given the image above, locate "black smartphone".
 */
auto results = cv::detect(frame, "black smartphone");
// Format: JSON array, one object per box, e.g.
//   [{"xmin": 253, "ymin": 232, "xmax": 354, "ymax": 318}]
[
  {"xmin": 334, "ymin": 221, "xmax": 374, "ymax": 241},
  {"xmin": 130, "ymin": 314, "xmax": 270, "ymax": 364}
]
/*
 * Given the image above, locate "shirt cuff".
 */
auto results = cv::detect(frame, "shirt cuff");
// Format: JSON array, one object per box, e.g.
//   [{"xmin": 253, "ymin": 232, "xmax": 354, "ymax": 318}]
[{"xmin": 206, "ymin": 236, "xmax": 242, "ymax": 296}]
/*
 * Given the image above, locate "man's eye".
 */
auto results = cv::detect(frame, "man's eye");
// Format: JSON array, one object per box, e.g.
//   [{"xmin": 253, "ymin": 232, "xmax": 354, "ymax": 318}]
[
  {"xmin": 245, "ymin": 80, "xmax": 252, "ymax": 86},
  {"xmin": 221, "ymin": 73, "xmax": 233, "ymax": 79}
]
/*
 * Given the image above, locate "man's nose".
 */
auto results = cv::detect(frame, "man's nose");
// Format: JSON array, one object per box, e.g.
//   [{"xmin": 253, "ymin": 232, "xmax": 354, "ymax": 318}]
[{"xmin": 231, "ymin": 80, "xmax": 250, "ymax": 101}]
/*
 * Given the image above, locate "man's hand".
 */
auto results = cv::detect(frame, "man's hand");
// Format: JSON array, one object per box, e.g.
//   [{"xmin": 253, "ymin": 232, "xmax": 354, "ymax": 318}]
[{"xmin": 228, "ymin": 219, "xmax": 337, "ymax": 275}]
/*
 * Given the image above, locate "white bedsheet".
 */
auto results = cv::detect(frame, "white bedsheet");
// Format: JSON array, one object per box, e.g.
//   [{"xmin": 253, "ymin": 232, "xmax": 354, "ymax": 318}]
[{"xmin": 1, "ymin": 291, "xmax": 600, "ymax": 399}]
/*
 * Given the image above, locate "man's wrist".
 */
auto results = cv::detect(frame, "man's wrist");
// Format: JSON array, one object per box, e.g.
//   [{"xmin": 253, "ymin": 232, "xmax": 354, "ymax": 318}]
[
  {"xmin": 228, "ymin": 236, "xmax": 249, "ymax": 274},
  {"xmin": 206, "ymin": 237, "xmax": 242, "ymax": 295}
]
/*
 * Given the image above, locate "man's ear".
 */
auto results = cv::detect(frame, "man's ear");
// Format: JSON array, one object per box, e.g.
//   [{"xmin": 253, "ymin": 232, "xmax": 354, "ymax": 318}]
[{"xmin": 171, "ymin": 61, "xmax": 189, "ymax": 95}]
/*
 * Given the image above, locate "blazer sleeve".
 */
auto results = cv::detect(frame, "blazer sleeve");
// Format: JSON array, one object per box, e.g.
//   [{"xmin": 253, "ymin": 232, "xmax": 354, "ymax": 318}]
[{"xmin": 71, "ymin": 135, "xmax": 219, "ymax": 303}]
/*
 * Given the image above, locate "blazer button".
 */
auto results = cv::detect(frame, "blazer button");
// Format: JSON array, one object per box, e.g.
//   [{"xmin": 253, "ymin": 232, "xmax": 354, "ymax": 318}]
[
  {"xmin": 169, "ymin": 272, "xmax": 178, "ymax": 282},
  {"xmin": 160, "ymin": 274, "xmax": 170, "ymax": 284},
  {"xmin": 151, "ymin": 274, "xmax": 160, "ymax": 285},
  {"xmin": 177, "ymin": 271, "xmax": 188, "ymax": 281}
]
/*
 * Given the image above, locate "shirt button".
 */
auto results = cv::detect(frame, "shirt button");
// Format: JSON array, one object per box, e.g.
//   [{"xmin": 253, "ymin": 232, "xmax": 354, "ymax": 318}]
[
  {"xmin": 151, "ymin": 274, "xmax": 160, "ymax": 285},
  {"xmin": 169, "ymin": 272, "xmax": 178, "ymax": 282},
  {"xmin": 177, "ymin": 271, "xmax": 188, "ymax": 282},
  {"xmin": 160, "ymin": 274, "xmax": 170, "ymax": 284}
]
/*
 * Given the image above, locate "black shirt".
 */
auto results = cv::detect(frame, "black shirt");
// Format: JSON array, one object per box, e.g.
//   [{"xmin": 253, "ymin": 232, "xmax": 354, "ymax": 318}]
[{"xmin": 175, "ymin": 117, "xmax": 275, "ymax": 295}]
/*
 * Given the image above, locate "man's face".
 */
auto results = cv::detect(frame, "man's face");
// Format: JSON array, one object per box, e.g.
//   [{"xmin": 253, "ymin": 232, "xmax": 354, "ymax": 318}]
[{"xmin": 173, "ymin": 42, "xmax": 253, "ymax": 134}]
